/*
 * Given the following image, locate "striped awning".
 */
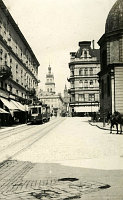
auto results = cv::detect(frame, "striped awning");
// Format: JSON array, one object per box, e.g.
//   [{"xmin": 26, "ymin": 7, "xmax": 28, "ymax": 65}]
[
  {"xmin": 11, "ymin": 100, "xmax": 25, "ymax": 111},
  {"xmin": 0, "ymin": 108, "xmax": 9, "ymax": 114},
  {"xmin": 0, "ymin": 97, "xmax": 19, "ymax": 110},
  {"xmin": 0, "ymin": 97, "xmax": 27, "ymax": 112}
]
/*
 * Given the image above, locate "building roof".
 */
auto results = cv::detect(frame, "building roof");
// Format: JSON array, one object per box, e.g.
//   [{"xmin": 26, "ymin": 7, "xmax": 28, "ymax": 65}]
[
  {"xmin": 0, "ymin": 0, "xmax": 40, "ymax": 66},
  {"xmin": 76, "ymin": 41, "xmax": 100, "ymax": 61},
  {"xmin": 105, "ymin": 0, "xmax": 123, "ymax": 33}
]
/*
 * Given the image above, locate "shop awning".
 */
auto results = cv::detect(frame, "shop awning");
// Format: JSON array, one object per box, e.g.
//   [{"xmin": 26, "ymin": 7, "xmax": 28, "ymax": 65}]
[
  {"xmin": 0, "ymin": 108, "xmax": 9, "ymax": 114},
  {"xmin": 0, "ymin": 97, "xmax": 19, "ymax": 110},
  {"xmin": 11, "ymin": 100, "xmax": 26, "ymax": 111},
  {"xmin": 0, "ymin": 97, "xmax": 27, "ymax": 112},
  {"xmin": 75, "ymin": 106, "xmax": 99, "ymax": 112}
]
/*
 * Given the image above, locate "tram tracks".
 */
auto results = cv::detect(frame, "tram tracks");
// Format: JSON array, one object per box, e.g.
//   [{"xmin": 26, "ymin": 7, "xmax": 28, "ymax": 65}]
[
  {"xmin": 0, "ymin": 117, "xmax": 59, "ymax": 140},
  {"xmin": 0, "ymin": 118, "xmax": 65, "ymax": 162},
  {"xmin": 0, "ymin": 124, "xmax": 38, "ymax": 140},
  {"xmin": 0, "ymin": 117, "xmax": 59, "ymax": 142}
]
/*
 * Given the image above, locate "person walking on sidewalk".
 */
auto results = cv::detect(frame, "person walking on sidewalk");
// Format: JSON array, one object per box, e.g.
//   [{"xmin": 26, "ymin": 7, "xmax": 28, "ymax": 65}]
[{"xmin": 107, "ymin": 111, "xmax": 111, "ymax": 125}]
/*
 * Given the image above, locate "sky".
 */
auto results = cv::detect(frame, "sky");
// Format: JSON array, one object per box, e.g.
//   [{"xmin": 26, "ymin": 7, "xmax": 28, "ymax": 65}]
[{"xmin": 3, "ymin": 0, "xmax": 116, "ymax": 94}]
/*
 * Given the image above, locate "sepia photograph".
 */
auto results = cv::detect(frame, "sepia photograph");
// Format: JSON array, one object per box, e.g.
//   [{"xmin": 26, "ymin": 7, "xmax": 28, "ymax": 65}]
[{"xmin": 0, "ymin": 0, "xmax": 123, "ymax": 199}]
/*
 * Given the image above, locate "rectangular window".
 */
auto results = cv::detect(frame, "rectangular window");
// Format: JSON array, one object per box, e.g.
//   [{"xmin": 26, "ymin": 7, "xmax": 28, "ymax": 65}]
[
  {"xmin": 84, "ymin": 68, "xmax": 88, "ymax": 76},
  {"xmin": 84, "ymin": 80, "xmax": 88, "ymax": 88},
  {"xmin": 90, "ymin": 80, "xmax": 93, "ymax": 87},
  {"xmin": 79, "ymin": 94, "xmax": 85, "ymax": 102},
  {"xmin": 32, "ymin": 107, "xmax": 38, "ymax": 114},
  {"xmin": 71, "ymin": 70, "xmax": 74, "ymax": 76},
  {"xmin": 39, "ymin": 107, "xmax": 41, "ymax": 114},
  {"xmin": 90, "ymin": 68, "xmax": 93, "ymax": 76},
  {"xmin": 89, "ymin": 94, "xmax": 95, "ymax": 102}
]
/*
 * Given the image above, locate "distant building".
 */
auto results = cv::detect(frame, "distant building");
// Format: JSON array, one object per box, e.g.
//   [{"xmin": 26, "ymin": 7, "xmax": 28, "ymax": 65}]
[
  {"xmin": 45, "ymin": 65, "xmax": 55, "ymax": 94},
  {"xmin": 98, "ymin": 0, "xmax": 123, "ymax": 119},
  {"xmin": 62, "ymin": 85, "xmax": 70, "ymax": 116},
  {"xmin": 68, "ymin": 41, "xmax": 100, "ymax": 116},
  {"xmin": 0, "ymin": 0, "xmax": 39, "ymax": 124},
  {"xmin": 38, "ymin": 66, "xmax": 63, "ymax": 116}
]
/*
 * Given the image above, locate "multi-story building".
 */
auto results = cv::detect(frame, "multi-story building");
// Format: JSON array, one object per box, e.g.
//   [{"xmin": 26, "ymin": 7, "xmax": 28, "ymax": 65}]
[
  {"xmin": 98, "ymin": 0, "xmax": 123, "ymax": 120},
  {"xmin": 68, "ymin": 41, "xmax": 100, "ymax": 116},
  {"xmin": 38, "ymin": 66, "xmax": 63, "ymax": 116},
  {"xmin": 62, "ymin": 85, "xmax": 70, "ymax": 116},
  {"xmin": 0, "ymin": 0, "xmax": 40, "ymax": 124}
]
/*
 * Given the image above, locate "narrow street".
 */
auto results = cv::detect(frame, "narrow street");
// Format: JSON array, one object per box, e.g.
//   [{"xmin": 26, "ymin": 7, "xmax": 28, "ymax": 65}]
[{"xmin": 0, "ymin": 117, "xmax": 123, "ymax": 199}]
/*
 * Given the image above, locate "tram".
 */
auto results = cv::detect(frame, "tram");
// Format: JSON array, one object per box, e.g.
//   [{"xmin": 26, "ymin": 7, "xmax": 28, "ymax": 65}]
[{"xmin": 28, "ymin": 104, "xmax": 50, "ymax": 124}]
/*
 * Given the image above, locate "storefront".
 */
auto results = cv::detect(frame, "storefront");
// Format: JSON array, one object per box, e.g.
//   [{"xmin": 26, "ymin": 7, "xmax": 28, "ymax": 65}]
[{"xmin": 0, "ymin": 97, "xmax": 28, "ymax": 125}]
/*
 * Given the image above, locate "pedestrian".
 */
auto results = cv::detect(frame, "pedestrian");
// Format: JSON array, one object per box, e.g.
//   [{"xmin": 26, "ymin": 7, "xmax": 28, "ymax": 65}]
[{"xmin": 107, "ymin": 111, "xmax": 111, "ymax": 125}]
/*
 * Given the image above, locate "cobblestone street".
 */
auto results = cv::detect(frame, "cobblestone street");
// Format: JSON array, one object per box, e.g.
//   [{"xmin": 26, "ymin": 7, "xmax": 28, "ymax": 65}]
[
  {"xmin": 0, "ymin": 117, "xmax": 123, "ymax": 199},
  {"xmin": 0, "ymin": 160, "xmax": 112, "ymax": 200}
]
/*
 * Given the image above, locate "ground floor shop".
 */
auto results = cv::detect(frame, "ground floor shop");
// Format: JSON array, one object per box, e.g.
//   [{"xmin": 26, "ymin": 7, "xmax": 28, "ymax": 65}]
[
  {"xmin": 0, "ymin": 97, "xmax": 28, "ymax": 126},
  {"xmin": 69, "ymin": 104, "xmax": 99, "ymax": 117}
]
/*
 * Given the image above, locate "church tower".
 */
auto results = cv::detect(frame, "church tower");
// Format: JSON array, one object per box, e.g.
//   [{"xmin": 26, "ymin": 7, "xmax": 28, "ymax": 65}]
[{"xmin": 45, "ymin": 65, "xmax": 55, "ymax": 94}]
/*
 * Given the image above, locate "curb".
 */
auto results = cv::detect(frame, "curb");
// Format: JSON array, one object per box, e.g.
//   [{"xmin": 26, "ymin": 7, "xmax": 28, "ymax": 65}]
[
  {"xmin": 88, "ymin": 121, "xmax": 116, "ymax": 132},
  {"xmin": 0, "ymin": 123, "xmax": 27, "ymax": 133}
]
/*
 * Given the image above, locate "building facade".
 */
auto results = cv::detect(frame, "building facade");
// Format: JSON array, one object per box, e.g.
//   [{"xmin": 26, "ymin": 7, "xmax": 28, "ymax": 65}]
[
  {"xmin": 0, "ymin": 0, "xmax": 39, "ymax": 124},
  {"xmin": 98, "ymin": 0, "xmax": 123, "ymax": 120},
  {"xmin": 68, "ymin": 41, "xmax": 100, "ymax": 116},
  {"xmin": 38, "ymin": 66, "xmax": 63, "ymax": 116},
  {"xmin": 61, "ymin": 85, "xmax": 70, "ymax": 116}
]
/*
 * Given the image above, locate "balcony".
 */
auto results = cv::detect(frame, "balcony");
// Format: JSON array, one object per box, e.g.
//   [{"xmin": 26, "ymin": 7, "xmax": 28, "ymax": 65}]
[
  {"xmin": 28, "ymin": 88, "xmax": 36, "ymax": 96},
  {"xmin": 0, "ymin": 65, "xmax": 12, "ymax": 80}
]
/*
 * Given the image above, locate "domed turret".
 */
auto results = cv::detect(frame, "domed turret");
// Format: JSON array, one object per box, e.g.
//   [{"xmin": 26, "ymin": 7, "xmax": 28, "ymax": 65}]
[
  {"xmin": 105, "ymin": 0, "xmax": 123, "ymax": 33},
  {"xmin": 48, "ymin": 65, "xmax": 51, "ymax": 74}
]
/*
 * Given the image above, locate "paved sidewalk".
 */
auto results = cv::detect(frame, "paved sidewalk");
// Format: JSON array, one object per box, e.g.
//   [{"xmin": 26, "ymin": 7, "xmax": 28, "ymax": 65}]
[
  {"xmin": 0, "ymin": 123, "xmax": 27, "ymax": 133},
  {"xmin": 0, "ymin": 117, "xmax": 56, "ymax": 133},
  {"xmin": 89, "ymin": 120, "xmax": 118, "ymax": 133},
  {"xmin": 0, "ymin": 116, "xmax": 56, "ymax": 132}
]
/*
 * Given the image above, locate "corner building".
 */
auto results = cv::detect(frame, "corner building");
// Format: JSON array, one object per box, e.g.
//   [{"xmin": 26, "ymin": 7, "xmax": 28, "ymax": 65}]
[
  {"xmin": 98, "ymin": 0, "xmax": 123, "ymax": 119},
  {"xmin": 0, "ymin": 0, "xmax": 39, "ymax": 124},
  {"xmin": 68, "ymin": 41, "xmax": 100, "ymax": 116}
]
